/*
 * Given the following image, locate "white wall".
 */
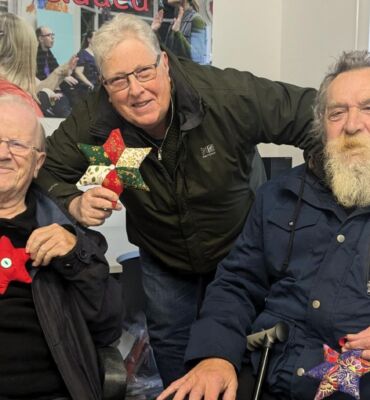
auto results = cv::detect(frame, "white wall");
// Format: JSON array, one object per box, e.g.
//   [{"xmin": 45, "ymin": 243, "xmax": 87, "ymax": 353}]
[
  {"xmin": 213, "ymin": 0, "xmax": 370, "ymax": 87},
  {"xmin": 213, "ymin": 0, "xmax": 370, "ymax": 166},
  {"xmin": 280, "ymin": 0, "xmax": 370, "ymax": 88},
  {"xmin": 212, "ymin": 0, "xmax": 283, "ymax": 80}
]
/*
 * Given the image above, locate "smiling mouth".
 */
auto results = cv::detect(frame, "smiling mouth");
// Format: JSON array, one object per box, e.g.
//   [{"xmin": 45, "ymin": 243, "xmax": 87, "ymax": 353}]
[
  {"xmin": 0, "ymin": 167, "xmax": 13, "ymax": 173},
  {"xmin": 132, "ymin": 100, "xmax": 152, "ymax": 108}
]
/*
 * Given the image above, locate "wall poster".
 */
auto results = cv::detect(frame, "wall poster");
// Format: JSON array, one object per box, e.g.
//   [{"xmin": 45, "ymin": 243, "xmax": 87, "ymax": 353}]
[{"xmin": 1, "ymin": 0, "xmax": 213, "ymax": 117}]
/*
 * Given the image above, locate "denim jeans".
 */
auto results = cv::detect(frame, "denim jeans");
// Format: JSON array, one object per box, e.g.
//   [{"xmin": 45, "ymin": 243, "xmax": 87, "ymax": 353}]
[{"xmin": 140, "ymin": 249, "xmax": 214, "ymax": 387}]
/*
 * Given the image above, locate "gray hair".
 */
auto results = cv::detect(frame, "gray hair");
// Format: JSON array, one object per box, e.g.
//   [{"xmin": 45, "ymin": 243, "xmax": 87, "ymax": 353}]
[
  {"xmin": 0, "ymin": 94, "xmax": 45, "ymax": 151},
  {"xmin": 91, "ymin": 13, "xmax": 161, "ymax": 74},
  {"xmin": 312, "ymin": 50, "xmax": 370, "ymax": 140}
]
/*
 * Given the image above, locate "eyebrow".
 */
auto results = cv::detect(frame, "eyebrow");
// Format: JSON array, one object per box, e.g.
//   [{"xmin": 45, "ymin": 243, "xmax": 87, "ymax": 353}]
[
  {"xmin": 326, "ymin": 98, "xmax": 370, "ymax": 110},
  {"xmin": 107, "ymin": 62, "xmax": 156, "ymax": 78}
]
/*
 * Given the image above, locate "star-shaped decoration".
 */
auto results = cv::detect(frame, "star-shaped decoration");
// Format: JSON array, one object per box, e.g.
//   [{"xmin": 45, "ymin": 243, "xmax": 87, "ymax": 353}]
[
  {"xmin": 305, "ymin": 344, "xmax": 370, "ymax": 400},
  {"xmin": 77, "ymin": 129, "xmax": 151, "ymax": 204},
  {"xmin": 0, "ymin": 236, "xmax": 31, "ymax": 295}
]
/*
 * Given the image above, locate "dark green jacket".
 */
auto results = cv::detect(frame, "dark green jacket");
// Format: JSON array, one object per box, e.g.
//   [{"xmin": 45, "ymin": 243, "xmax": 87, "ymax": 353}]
[{"xmin": 36, "ymin": 52, "xmax": 317, "ymax": 274}]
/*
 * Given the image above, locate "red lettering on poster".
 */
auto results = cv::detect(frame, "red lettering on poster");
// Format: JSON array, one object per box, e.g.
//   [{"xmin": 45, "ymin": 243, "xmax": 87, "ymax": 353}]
[
  {"xmin": 112, "ymin": 0, "xmax": 129, "ymax": 10},
  {"xmin": 74, "ymin": 0, "xmax": 89, "ymax": 5},
  {"xmin": 93, "ymin": 0, "xmax": 111, "ymax": 7},
  {"xmin": 132, "ymin": 0, "xmax": 148, "ymax": 12}
]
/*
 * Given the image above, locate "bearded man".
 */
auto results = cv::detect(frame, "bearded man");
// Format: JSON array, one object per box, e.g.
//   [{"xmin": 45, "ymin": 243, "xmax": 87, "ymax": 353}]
[{"xmin": 158, "ymin": 50, "xmax": 370, "ymax": 400}]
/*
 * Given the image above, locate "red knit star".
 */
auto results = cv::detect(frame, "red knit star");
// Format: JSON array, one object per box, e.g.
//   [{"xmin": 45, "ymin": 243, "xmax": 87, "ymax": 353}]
[{"xmin": 0, "ymin": 236, "xmax": 31, "ymax": 295}]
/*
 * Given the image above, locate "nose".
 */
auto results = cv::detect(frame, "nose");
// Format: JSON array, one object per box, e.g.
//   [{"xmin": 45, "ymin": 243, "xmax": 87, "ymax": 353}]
[
  {"xmin": 0, "ymin": 140, "xmax": 11, "ymax": 159},
  {"xmin": 127, "ymin": 75, "xmax": 145, "ymax": 96},
  {"xmin": 344, "ymin": 106, "xmax": 365, "ymax": 135}
]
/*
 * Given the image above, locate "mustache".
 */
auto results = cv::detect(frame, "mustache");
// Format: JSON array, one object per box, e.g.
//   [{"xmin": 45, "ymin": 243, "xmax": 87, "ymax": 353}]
[
  {"xmin": 327, "ymin": 135, "xmax": 370, "ymax": 153},
  {"xmin": 342, "ymin": 139, "xmax": 365, "ymax": 149}
]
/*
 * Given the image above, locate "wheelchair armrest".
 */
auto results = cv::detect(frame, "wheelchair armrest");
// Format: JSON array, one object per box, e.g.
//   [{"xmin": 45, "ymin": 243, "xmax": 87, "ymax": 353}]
[{"xmin": 98, "ymin": 346, "xmax": 127, "ymax": 400}]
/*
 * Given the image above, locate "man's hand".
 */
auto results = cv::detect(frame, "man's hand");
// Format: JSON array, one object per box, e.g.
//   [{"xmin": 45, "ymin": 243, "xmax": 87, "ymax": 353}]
[
  {"xmin": 157, "ymin": 358, "xmax": 238, "ymax": 400},
  {"xmin": 26, "ymin": 224, "xmax": 77, "ymax": 267},
  {"xmin": 342, "ymin": 326, "xmax": 370, "ymax": 359},
  {"xmin": 151, "ymin": 9, "xmax": 164, "ymax": 31},
  {"xmin": 68, "ymin": 187, "xmax": 123, "ymax": 227},
  {"xmin": 172, "ymin": 6, "xmax": 184, "ymax": 32}
]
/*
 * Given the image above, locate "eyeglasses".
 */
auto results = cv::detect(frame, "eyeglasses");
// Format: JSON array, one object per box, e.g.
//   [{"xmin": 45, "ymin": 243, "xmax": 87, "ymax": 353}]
[
  {"xmin": 0, "ymin": 138, "xmax": 41, "ymax": 156},
  {"xmin": 40, "ymin": 33, "xmax": 55, "ymax": 38},
  {"xmin": 102, "ymin": 54, "xmax": 161, "ymax": 92}
]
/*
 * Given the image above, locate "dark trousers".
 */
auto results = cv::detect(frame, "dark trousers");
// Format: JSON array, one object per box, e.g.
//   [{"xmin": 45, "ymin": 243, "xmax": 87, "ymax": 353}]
[
  {"xmin": 140, "ymin": 249, "xmax": 215, "ymax": 387},
  {"xmin": 237, "ymin": 364, "xmax": 281, "ymax": 400}
]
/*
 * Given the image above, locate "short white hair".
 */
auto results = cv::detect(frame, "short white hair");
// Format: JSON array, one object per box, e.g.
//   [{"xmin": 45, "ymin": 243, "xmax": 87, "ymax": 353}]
[
  {"xmin": 0, "ymin": 94, "xmax": 45, "ymax": 150},
  {"xmin": 92, "ymin": 13, "xmax": 161, "ymax": 73}
]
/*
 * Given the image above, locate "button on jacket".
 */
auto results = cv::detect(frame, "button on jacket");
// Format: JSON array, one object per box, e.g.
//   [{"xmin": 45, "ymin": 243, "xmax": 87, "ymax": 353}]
[{"xmin": 185, "ymin": 164, "xmax": 370, "ymax": 399}]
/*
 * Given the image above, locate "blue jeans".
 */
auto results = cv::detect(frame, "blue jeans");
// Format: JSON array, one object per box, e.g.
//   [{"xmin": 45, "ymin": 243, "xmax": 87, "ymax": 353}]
[{"xmin": 140, "ymin": 249, "xmax": 214, "ymax": 387}]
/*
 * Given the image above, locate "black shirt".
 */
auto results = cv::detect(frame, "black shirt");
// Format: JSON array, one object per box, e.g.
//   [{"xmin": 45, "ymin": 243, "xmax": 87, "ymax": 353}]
[{"xmin": 0, "ymin": 193, "xmax": 68, "ymax": 399}]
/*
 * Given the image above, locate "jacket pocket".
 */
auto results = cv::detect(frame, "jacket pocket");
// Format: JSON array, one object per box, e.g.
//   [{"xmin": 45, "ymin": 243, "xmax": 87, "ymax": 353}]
[
  {"xmin": 267, "ymin": 206, "xmax": 321, "ymax": 232},
  {"xmin": 264, "ymin": 206, "xmax": 323, "ymax": 277}
]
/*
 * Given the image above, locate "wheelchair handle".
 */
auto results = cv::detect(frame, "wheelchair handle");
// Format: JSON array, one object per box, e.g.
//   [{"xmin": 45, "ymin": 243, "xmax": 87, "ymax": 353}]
[{"xmin": 246, "ymin": 321, "xmax": 289, "ymax": 351}]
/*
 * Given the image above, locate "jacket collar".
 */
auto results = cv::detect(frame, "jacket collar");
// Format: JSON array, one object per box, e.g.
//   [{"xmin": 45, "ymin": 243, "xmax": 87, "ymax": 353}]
[
  {"xmin": 88, "ymin": 49, "xmax": 205, "ymax": 141},
  {"xmin": 284, "ymin": 163, "xmax": 370, "ymax": 221},
  {"xmin": 29, "ymin": 183, "xmax": 80, "ymax": 229}
]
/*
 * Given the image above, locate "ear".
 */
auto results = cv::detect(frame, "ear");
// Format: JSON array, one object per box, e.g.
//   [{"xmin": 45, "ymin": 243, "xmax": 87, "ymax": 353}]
[
  {"xmin": 162, "ymin": 51, "xmax": 170, "ymax": 74},
  {"xmin": 33, "ymin": 152, "xmax": 46, "ymax": 179}
]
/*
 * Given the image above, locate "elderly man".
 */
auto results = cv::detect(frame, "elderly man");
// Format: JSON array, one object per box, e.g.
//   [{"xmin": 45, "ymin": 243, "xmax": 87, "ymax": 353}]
[
  {"xmin": 36, "ymin": 13, "xmax": 319, "ymax": 385},
  {"xmin": 158, "ymin": 50, "xmax": 370, "ymax": 400},
  {"xmin": 0, "ymin": 94, "xmax": 122, "ymax": 399}
]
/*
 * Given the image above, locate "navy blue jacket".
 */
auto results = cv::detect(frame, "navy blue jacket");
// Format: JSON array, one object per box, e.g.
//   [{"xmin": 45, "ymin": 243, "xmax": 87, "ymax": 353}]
[{"xmin": 185, "ymin": 164, "xmax": 370, "ymax": 399}]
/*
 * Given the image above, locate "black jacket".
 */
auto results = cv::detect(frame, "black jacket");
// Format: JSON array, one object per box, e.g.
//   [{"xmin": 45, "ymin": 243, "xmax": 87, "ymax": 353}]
[
  {"xmin": 36, "ymin": 51, "xmax": 318, "ymax": 274},
  {"xmin": 36, "ymin": 46, "xmax": 59, "ymax": 80},
  {"xmin": 30, "ymin": 184, "xmax": 122, "ymax": 400}
]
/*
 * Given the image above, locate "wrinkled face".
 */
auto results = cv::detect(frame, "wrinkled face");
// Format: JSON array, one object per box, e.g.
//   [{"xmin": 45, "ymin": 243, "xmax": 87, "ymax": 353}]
[
  {"xmin": 102, "ymin": 39, "xmax": 172, "ymax": 138},
  {"xmin": 0, "ymin": 103, "xmax": 45, "ymax": 201},
  {"xmin": 325, "ymin": 68, "xmax": 370, "ymax": 144},
  {"xmin": 38, "ymin": 27, "xmax": 55, "ymax": 50},
  {"xmin": 323, "ymin": 68, "xmax": 370, "ymax": 207}
]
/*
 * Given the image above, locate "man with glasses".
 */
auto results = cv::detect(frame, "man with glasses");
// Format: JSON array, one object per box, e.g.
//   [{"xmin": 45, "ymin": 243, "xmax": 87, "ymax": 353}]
[
  {"xmin": 36, "ymin": 13, "xmax": 319, "ymax": 386},
  {"xmin": 36, "ymin": 26, "xmax": 79, "ymax": 115},
  {"xmin": 0, "ymin": 93, "xmax": 122, "ymax": 399}
]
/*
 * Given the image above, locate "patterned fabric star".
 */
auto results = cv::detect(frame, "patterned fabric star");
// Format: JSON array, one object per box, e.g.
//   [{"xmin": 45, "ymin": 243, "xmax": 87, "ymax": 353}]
[
  {"xmin": 305, "ymin": 344, "xmax": 370, "ymax": 400},
  {"xmin": 77, "ymin": 128, "xmax": 151, "ymax": 199},
  {"xmin": 0, "ymin": 236, "xmax": 31, "ymax": 295}
]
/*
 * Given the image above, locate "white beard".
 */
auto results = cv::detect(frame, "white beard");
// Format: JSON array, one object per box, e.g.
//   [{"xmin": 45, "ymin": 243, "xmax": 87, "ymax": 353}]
[{"xmin": 324, "ymin": 134, "xmax": 370, "ymax": 208}]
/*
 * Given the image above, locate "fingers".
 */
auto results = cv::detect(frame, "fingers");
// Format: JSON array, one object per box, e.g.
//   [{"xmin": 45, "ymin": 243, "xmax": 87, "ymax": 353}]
[
  {"xmin": 158, "ymin": 375, "xmax": 196, "ymax": 400},
  {"xmin": 157, "ymin": 359, "xmax": 237, "ymax": 400},
  {"xmin": 342, "ymin": 326, "xmax": 370, "ymax": 354},
  {"xmin": 26, "ymin": 224, "xmax": 77, "ymax": 267},
  {"xmin": 68, "ymin": 188, "xmax": 122, "ymax": 226},
  {"xmin": 222, "ymin": 382, "xmax": 238, "ymax": 400}
]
